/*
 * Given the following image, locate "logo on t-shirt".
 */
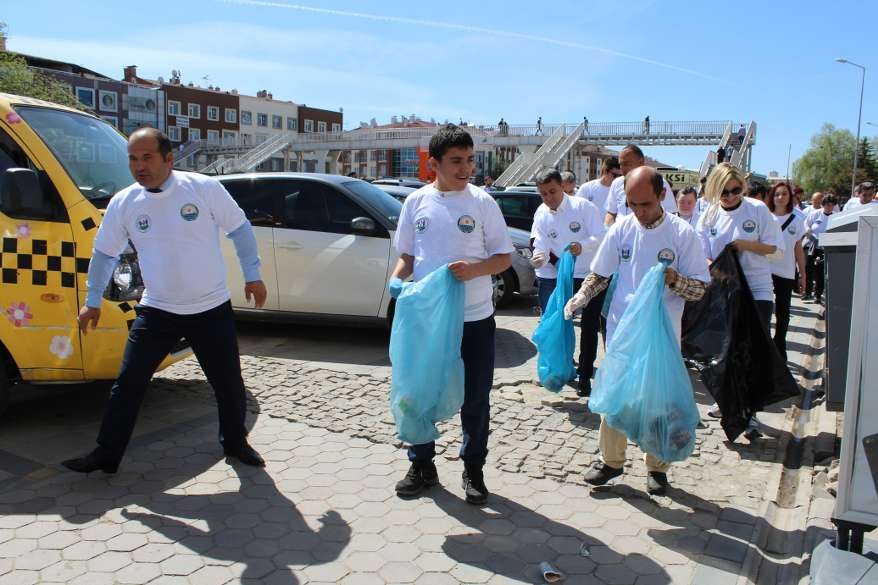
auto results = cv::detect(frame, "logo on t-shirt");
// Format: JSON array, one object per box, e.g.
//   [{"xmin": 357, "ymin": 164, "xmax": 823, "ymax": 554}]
[
  {"xmin": 569, "ymin": 221, "xmax": 581, "ymax": 233},
  {"xmin": 136, "ymin": 214, "xmax": 151, "ymax": 233},
  {"xmin": 457, "ymin": 215, "xmax": 475, "ymax": 234},
  {"xmin": 709, "ymin": 226, "xmax": 717, "ymax": 237},
  {"xmin": 180, "ymin": 203, "xmax": 199, "ymax": 221},
  {"xmin": 549, "ymin": 230, "xmax": 558, "ymax": 239},
  {"xmin": 657, "ymin": 248, "xmax": 676, "ymax": 266},
  {"xmin": 415, "ymin": 217, "xmax": 429, "ymax": 233},
  {"xmin": 788, "ymin": 225, "xmax": 797, "ymax": 235},
  {"xmin": 621, "ymin": 245, "xmax": 632, "ymax": 262},
  {"xmin": 742, "ymin": 219, "xmax": 757, "ymax": 233}
]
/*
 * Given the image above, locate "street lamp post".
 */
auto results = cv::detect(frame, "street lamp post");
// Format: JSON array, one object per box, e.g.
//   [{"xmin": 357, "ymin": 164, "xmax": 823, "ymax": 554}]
[{"xmin": 836, "ymin": 58, "xmax": 866, "ymax": 197}]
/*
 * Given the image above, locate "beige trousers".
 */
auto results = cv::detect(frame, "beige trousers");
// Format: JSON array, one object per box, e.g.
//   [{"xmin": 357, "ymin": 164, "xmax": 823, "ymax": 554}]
[{"xmin": 598, "ymin": 416, "xmax": 670, "ymax": 473}]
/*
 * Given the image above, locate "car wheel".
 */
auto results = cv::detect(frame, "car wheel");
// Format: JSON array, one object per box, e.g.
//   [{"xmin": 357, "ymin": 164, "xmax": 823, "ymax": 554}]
[{"xmin": 492, "ymin": 269, "xmax": 516, "ymax": 308}]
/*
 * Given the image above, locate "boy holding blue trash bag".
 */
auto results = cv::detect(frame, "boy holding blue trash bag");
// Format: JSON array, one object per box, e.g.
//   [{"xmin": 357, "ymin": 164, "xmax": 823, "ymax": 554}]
[
  {"xmin": 389, "ymin": 124, "xmax": 513, "ymax": 505},
  {"xmin": 530, "ymin": 168, "xmax": 605, "ymax": 396},
  {"xmin": 564, "ymin": 167, "xmax": 710, "ymax": 495}
]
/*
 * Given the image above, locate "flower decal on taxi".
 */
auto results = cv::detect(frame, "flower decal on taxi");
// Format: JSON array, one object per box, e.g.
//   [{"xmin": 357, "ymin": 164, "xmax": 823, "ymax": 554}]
[
  {"xmin": 49, "ymin": 336, "xmax": 74, "ymax": 360},
  {"xmin": 6, "ymin": 302, "xmax": 33, "ymax": 327},
  {"xmin": 16, "ymin": 223, "xmax": 30, "ymax": 238}
]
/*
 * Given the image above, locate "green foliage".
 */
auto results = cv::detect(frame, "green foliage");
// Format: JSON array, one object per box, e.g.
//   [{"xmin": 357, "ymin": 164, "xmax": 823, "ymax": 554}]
[
  {"xmin": 792, "ymin": 123, "xmax": 857, "ymax": 196},
  {"xmin": 856, "ymin": 137, "xmax": 878, "ymax": 184},
  {"xmin": 0, "ymin": 51, "xmax": 85, "ymax": 110}
]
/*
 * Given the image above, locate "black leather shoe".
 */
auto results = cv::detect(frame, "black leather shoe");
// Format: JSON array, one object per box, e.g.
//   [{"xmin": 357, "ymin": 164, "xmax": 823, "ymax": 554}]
[
  {"xmin": 576, "ymin": 377, "xmax": 591, "ymax": 398},
  {"xmin": 224, "ymin": 443, "xmax": 266, "ymax": 467},
  {"xmin": 583, "ymin": 461, "xmax": 623, "ymax": 486},
  {"xmin": 462, "ymin": 466, "xmax": 489, "ymax": 505},
  {"xmin": 647, "ymin": 471, "xmax": 670, "ymax": 495},
  {"xmin": 395, "ymin": 461, "xmax": 439, "ymax": 497},
  {"xmin": 62, "ymin": 448, "xmax": 119, "ymax": 474}
]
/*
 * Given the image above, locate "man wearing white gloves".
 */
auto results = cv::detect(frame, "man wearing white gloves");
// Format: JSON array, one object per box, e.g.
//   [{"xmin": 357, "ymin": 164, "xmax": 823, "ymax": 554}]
[
  {"xmin": 530, "ymin": 168, "xmax": 605, "ymax": 396},
  {"xmin": 563, "ymin": 166, "xmax": 709, "ymax": 494}
]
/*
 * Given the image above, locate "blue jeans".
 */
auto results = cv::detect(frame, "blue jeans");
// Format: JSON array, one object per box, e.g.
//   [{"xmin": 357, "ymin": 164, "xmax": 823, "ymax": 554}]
[
  {"xmin": 408, "ymin": 315, "xmax": 496, "ymax": 468},
  {"xmin": 537, "ymin": 277, "xmax": 556, "ymax": 315},
  {"xmin": 97, "ymin": 301, "xmax": 248, "ymax": 462}
]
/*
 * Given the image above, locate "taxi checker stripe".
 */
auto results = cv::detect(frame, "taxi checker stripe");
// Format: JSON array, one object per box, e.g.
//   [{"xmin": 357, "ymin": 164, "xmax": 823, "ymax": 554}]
[{"xmin": 0, "ymin": 237, "xmax": 90, "ymax": 288}]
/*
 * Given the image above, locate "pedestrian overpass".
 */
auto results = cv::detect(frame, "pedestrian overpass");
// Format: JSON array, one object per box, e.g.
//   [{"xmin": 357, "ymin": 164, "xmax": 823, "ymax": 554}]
[{"xmin": 177, "ymin": 119, "xmax": 756, "ymax": 183}]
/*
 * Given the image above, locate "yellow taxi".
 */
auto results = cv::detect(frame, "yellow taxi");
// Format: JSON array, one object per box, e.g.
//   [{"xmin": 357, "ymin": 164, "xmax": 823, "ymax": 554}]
[{"xmin": 0, "ymin": 92, "xmax": 191, "ymax": 413}]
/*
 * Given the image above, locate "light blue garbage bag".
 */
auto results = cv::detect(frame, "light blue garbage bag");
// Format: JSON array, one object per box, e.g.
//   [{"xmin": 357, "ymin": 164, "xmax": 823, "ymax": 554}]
[
  {"xmin": 389, "ymin": 266, "xmax": 465, "ymax": 445},
  {"xmin": 589, "ymin": 263, "xmax": 700, "ymax": 462},
  {"xmin": 531, "ymin": 249, "xmax": 577, "ymax": 392}
]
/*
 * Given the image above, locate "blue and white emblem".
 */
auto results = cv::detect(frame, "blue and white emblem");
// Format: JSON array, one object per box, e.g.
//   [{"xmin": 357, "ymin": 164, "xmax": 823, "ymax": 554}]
[
  {"xmin": 136, "ymin": 214, "xmax": 151, "ymax": 233},
  {"xmin": 569, "ymin": 221, "xmax": 581, "ymax": 233},
  {"xmin": 415, "ymin": 217, "xmax": 429, "ymax": 233},
  {"xmin": 457, "ymin": 215, "xmax": 475, "ymax": 234},
  {"xmin": 742, "ymin": 219, "xmax": 757, "ymax": 233},
  {"xmin": 549, "ymin": 230, "xmax": 558, "ymax": 239},
  {"xmin": 621, "ymin": 245, "xmax": 632, "ymax": 262},
  {"xmin": 180, "ymin": 203, "xmax": 199, "ymax": 221},
  {"xmin": 657, "ymin": 248, "xmax": 676, "ymax": 266}
]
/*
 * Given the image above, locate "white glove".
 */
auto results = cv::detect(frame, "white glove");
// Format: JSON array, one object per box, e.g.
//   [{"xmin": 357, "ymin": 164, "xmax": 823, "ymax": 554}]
[
  {"xmin": 564, "ymin": 292, "xmax": 587, "ymax": 320},
  {"xmin": 530, "ymin": 250, "xmax": 547, "ymax": 268}
]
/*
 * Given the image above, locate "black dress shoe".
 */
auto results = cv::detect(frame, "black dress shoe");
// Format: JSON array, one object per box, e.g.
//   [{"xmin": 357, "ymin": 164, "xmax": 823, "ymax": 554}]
[
  {"xmin": 62, "ymin": 448, "xmax": 119, "ymax": 474},
  {"xmin": 224, "ymin": 443, "xmax": 266, "ymax": 467},
  {"xmin": 577, "ymin": 377, "xmax": 591, "ymax": 398}
]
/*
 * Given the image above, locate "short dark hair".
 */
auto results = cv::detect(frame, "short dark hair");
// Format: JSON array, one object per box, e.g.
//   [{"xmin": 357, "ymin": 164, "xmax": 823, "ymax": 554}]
[
  {"xmin": 429, "ymin": 124, "xmax": 474, "ymax": 160},
  {"xmin": 130, "ymin": 127, "xmax": 173, "ymax": 158},
  {"xmin": 747, "ymin": 181, "xmax": 768, "ymax": 199},
  {"xmin": 621, "ymin": 144, "xmax": 645, "ymax": 159},
  {"xmin": 535, "ymin": 167, "xmax": 563, "ymax": 186},
  {"xmin": 823, "ymin": 194, "xmax": 838, "ymax": 205},
  {"xmin": 602, "ymin": 157, "xmax": 620, "ymax": 173},
  {"xmin": 677, "ymin": 186, "xmax": 697, "ymax": 199}
]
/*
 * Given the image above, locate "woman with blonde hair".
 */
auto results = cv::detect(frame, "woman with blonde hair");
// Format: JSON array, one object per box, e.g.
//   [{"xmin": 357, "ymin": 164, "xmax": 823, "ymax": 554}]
[{"xmin": 696, "ymin": 163, "xmax": 784, "ymax": 428}]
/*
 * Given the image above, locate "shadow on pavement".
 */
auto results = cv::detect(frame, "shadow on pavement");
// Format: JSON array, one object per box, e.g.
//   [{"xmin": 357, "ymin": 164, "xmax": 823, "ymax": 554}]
[
  {"xmin": 431, "ymin": 486, "xmax": 672, "ymax": 583},
  {"xmin": 494, "ymin": 327, "xmax": 537, "ymax": 368}
]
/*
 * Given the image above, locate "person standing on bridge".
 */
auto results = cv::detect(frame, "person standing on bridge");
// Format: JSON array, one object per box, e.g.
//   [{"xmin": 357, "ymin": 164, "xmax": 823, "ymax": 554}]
[
  {"xmin": 536, "ymin": 116, "xmax": 544, "ymax": 136},
  {"xmin": 643, "ymin": 115, "xmax": 650, "ymax": 134},
  {"xmin": 390, "ymin": 124, "xmax": 513, "ymax": 505},
  {"xmin": 604, "ymin": 144, "xmax": 677, "ymax": 226},
  {"xmin": 63, "ymin": 128, "xmax": 268, "ymax": 474},
  {"xmin": 563, "ymin": 166, "xmax": 710, "ymax": 494},
  {"xmin": 576, "ymin": 156, "xmax": 621, "ymax": 213}
]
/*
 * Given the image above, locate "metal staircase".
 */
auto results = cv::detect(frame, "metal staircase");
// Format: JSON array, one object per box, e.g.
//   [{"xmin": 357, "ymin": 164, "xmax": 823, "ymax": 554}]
[
  {"xmin": 730, "ymin": 121, "xmax": 757, "ymax": 169},
  {"xmin": 174, "ymin": 140, "xmax": 205, "ymax": 168},
  {"xmin": 543, "ymin": 121, "xmax": 588, "ymax": 170},
  {"xmin": 697, "ymin": 121, "xmax": 757, "ymax": 179},
  {"xmin": 495, "ymin": 125, "xmax": 568, "ymax": 187},
  {"xmin": 198, "ymin": 133, "xmax": 291, "ymax": 174},
  {"xmin": 698, "ymin": 122, "xmax": 732, "ymax": 179}
]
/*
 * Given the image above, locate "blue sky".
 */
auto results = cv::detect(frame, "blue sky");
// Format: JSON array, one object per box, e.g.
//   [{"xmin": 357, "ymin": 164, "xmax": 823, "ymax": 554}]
[{"xmin": 5, "ymin": 0, "xmax": 877, "ymax": 177}]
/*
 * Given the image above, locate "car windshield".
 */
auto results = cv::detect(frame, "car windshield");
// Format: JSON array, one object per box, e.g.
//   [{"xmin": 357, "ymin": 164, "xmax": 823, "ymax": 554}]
[
  {"xmin": 15, "ymin": 106, "xmax": 132, "ymax": 206},
  {"xmin": 343, "ymin": 180, "xmax": 401, "ymax": 228}
]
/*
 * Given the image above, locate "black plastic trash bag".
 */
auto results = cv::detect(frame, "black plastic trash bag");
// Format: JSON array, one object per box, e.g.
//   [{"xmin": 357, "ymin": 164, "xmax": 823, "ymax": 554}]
[{"xmin": 682, "ymin": 246, "xmax": 799, "ymax": 441}]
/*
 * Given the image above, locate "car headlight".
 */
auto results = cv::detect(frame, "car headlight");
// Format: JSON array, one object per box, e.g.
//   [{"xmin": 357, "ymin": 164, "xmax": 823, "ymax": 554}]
[{"xmin": 514, "ymin": 244, "xmax": 532, "ymax": 259}]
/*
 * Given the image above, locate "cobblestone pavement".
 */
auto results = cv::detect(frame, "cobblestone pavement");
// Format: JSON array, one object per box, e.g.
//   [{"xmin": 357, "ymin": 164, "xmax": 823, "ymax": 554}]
[{"xmin": 0, "ymin": 297, "xmax": 823, "ymax": 584}]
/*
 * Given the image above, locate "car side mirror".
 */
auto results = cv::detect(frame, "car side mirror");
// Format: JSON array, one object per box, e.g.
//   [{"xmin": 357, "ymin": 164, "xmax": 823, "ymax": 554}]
[
  {"xmin": 351, "ymin": 216, "xmax": 376, "ymax": 235},
  {"xmin": 2, "ymin": 168, "xmax": 43, "ymax": 211}
]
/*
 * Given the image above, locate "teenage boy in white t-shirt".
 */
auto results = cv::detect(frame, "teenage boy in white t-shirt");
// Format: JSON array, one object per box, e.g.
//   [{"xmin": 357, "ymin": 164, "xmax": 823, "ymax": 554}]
[
  {"xmin": 604, "ymin": 144, "xmax": 677, "ymax": 226},
  {"xmin": 563, "ymin": 166, "xmax": 710, "ymax": 495},
  {"xmin": 575, "ymin": 156, "xmax": 621, "ymax": 214},
  {"xmin": 530, "ymin": 168, "xmax": 605, "ymax": 396},
  {"xmin": 391, "ymin": 124, "xmax": 514, "ymax": 505}
]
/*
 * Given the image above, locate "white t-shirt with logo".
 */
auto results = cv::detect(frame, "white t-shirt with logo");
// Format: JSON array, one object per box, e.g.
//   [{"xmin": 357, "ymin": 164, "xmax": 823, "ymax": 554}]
[
  {"xmin": 575, "ymin": 179, "xmax": 612, "ymax": 213},
  {"xmin": 531, "ymin": 194, "xmax": 605, "ymax": 279},
  {"xmin": 805, "ymin": 211, "xmax": 834, "ymax": 250},
  {"xmin": 843, "ymin": 198, "xmax": 876, "ymax": 212},
  {"xmin": 605, "ymin": 174, "xmax": 678, "ymax": 217},
  {"xmin": 591, "ymin": 213, "xmax": 709, "ymax": 344},
  {"xmin": 94, "ymin": 171, "xmax": 248, "ymax": 314},
  {"xmin": 769, "ymin": 212, "xmax": 804, "ymax": 279},
  {"xmin": 695, "ymin": 198, "xmax": 783, "ymax": 301},
  {"xmin": 394, "ymin": 184, "xmax": 514, "ymax": 322}
]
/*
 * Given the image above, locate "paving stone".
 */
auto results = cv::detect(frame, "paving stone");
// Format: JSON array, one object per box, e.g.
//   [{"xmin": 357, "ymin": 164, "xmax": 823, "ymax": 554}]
[
  {"xmin": 160, "ymin": 554, "xmax": 204, "ymax": 575},
  {"xmin": 14, "ymin": 549, "xmax": 62, "ymax": 571},
  {"xmin": 38, "ymin": 559, "xmax": 88, "ymax": 582},
  {"xmin": 115, "ymin": 561, "xmax": 162, "ymax": 584}
]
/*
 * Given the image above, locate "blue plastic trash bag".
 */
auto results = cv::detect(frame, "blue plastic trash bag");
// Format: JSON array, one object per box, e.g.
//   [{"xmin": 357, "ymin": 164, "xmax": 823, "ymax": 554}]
[
  {"xmin": 601, "ymin": 272, "xmax": 617, "ymax": 321},
  {"xmin": 389, "ymin": 266, "xmax": 465, "ymax": 445},
  {"xmin": 531, "ymin": 249, "xmax": 577, "ymax": 392},
  {"xmin": 589, "ymin": 263, "xmax": 700, "ymax": 462}
]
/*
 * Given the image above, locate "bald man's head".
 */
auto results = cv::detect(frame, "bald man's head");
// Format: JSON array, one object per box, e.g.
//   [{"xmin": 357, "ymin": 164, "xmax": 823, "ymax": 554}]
[{"xmin": 624, "ymin": 166, "xmax": 665, "ymax": 225}]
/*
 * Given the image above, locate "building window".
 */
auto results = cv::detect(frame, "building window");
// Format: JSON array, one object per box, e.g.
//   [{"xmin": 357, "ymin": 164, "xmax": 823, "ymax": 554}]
[
  {"xmin": 304, "ymin": 119, "xmax": 314, "ymax": 132},
  {"xmin": 272, "ymin": 115, "xmax": 282, "ymax": 129},
  {"xmin": 98, "ymin": 90, "xmax": 117, "ymax": 112},
  {"xmin": 241, "ymin": 110, "xmax": 252, "ymax": 125},
  {"xmin": 168, "ymin": 126, "xmax": 181, "ymax": 141},
  {"xmin": 318, "ymin": 121, "xmax": 327, "ymax": 133},
  {"xmin": 331, "ymin": 123, "xmax": 341, "ymax": 133},
  {"xmin": 207, "ymin": 129, "xmax": 220, "ymax": 143},
  {"xmin": 222, "ymin": 130, "xmax": 238, "ymax": 145},
  {"xmin": 188, "ymin": 103, "xmax": 201, "ymax": 119},
  {"xmin": 225, "ymin": 108, "xmax": 237, "ymax": 123},
  {"xmin": 188, "ymin": 128, "xmax": 201, "ymax": 141},
  {"xmin": 241, "ymin": 133, "xmax": 252, "ymax": 145},
  {"xmin": 76, "ymin": 87, "xmax": 95, "ymax": 108},
  {"xmin": 168, "ymin": 100, "xmax": 181, "ymax": 116},
  {"xmin": 207, "ymin": 106, "xmax": 220, "ymax": 121},
  {"xmin": 100, "ymin": 115, "xmax": 118, "ymax": 128},
  {"xmin": 257, "ymin": 113, "xmax": 268, "ymax": 127},
  {"xmin": 287, "ymin": 117, "xmax": 298, "ymax": 131},
  {"xmin": 255, "ymin": 134, "xmax": 268, "ymax": 144}
]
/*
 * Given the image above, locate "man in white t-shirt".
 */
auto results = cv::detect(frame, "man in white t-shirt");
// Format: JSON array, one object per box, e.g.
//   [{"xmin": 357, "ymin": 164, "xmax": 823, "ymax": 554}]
[
  {"xmin": 390, "ymin": 124, "xmax": 514, "ymax": 505},
  {"xmin": 575, "ymin": 156, "xmax": 621, "ymax": 213},
  {"xmin": 530, "ymin": 168, "xmax": 605, "ymax": 396},
  {"xmin": 604, "ymin": 144, "xmax": 677, "ymax": 226},
  {"xmin": 64, "ymin": 128, "xmax": 268, "ymax": 474},
  {"xmin": 843, "ymin": 182, "xmax": 876, "ymax": 212},
  {"xmin": 560, "ymin": 171, "xmax": 577, "ymax": 196},
  {"xmin": 564, "ymin": 166, "xmax": 710, "ymax": 495}
]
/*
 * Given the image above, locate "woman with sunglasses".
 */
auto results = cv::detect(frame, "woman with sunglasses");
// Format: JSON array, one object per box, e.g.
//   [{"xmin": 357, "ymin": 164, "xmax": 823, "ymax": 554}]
[
  {"xmin": 696, "ymin": 163, "xmax": 784, "ymax": 429},
  {"xmin": 766, "ymin": 182, "xmax": 806, "ymax": 362}
]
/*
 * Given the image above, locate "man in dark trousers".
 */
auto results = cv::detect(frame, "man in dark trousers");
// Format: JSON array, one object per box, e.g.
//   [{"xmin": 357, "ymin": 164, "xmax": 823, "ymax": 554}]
[{"xmin": 64, "ymin": 128, "xmax": 268, "ymax": 474}]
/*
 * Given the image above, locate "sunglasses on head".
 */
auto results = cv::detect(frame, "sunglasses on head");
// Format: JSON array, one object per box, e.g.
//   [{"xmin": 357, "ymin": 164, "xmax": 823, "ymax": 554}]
[{"xmin": 720, "ymin": 186, "xmax": 743, "ymax": 197}]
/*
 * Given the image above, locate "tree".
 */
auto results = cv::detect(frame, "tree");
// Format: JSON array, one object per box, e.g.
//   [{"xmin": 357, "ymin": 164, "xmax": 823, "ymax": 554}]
[
  {"xmin": 856, "ymin": 137, "xmax": 878, "ymax": 184},
  {"xmin": 792, "ymin": 123, "xmax": 857, "ymax": 197},
  {"xmin": 0, "ymin": 24, "xmax": 84, "ymax": 110}
]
